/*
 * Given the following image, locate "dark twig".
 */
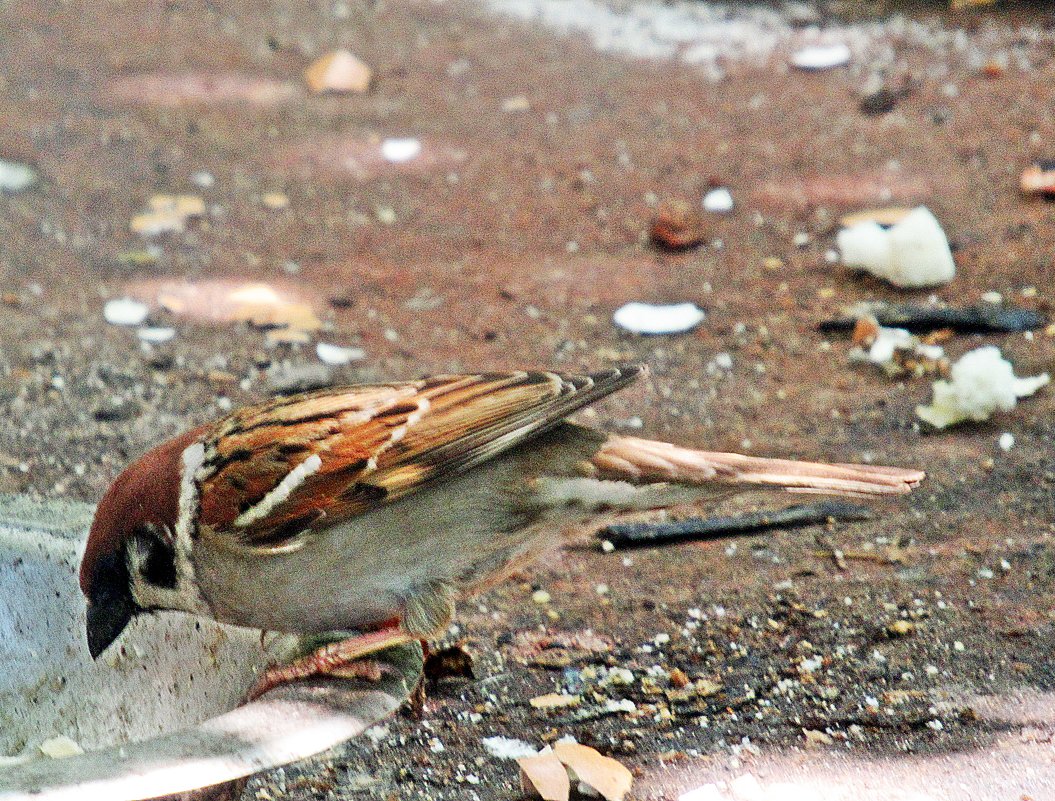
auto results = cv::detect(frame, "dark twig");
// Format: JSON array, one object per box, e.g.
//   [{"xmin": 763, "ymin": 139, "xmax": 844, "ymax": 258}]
[
  {"xmin": 818, "ymin": 303, "xmax": 1046, "ymax": 335},
  {"xmin": 600, "ymin": 501, "xmax": 873, "ymax": 550}
]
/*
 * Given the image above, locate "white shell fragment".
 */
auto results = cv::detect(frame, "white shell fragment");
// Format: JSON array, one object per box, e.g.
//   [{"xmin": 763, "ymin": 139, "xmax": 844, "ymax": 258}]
[
  {"xmin": 791, "ymin": 43, "xmax": 851, "ymax": 71},
  {"xmin": 103, "ymin": 298, "xmax": 149, "ymax": 326},
  {"xmin": 0, "ymin": 160, "xmax": 37, "ymax": 193},
  {"xmin": 702, "ymin": 187, "xmax": 734, "ymax": 213},
  {"xmin": 380, "ymin": 137, "xmax": 422, "ymax": 164},
  {"xmin": 613, "ymin": 302, "xmax": 706, "ymax": 335},
  {"xmin": 916, "ymin": 346, "xmax": 1049, "ymax": 428},
  {"xmin": 137, "ymin": 326, "xmax": 176, "ymax": 344},
  {"xmin": 38, "ymin": 736, "xmax": 85, "ymax": 759},
  {"xmin": 837, "ymin": 206, "xmax": 955, "ymax": 288},
  {"xmin": 316, "ymin": 342, "xmax": 366, "ymax": 366}
]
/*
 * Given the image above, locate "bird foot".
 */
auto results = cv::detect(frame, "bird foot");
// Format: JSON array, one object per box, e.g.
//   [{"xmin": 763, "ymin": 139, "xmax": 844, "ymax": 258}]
[{"xmin": 246, "ymin": 624, "xmax": 410, "ymax": 701}]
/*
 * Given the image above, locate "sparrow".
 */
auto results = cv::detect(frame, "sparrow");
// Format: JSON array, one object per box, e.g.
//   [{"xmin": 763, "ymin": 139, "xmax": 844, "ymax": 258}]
[{"xmin": 80, "ymin": 366, "xmax": 924, "ymax": 696}]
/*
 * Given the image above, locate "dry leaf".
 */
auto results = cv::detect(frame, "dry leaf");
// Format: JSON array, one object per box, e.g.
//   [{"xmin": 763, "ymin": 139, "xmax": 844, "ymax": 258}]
[
  {"xmin": 553, "ymin": 743, "xmax": 633, "ymax": 801},
  {"xmin": 519, "ymin": 751, "xmax": 571, "ymax": 801}
]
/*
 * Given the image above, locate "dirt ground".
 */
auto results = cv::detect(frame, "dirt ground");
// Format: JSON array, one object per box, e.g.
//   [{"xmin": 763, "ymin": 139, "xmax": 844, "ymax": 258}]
[{"xmin": 2, "ymin": 0, "xmax": 1055, "ymax": 799}]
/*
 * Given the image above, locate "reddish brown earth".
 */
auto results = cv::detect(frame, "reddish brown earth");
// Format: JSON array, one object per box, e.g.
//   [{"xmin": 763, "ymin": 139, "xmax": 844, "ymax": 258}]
[{"xmin": 1, "ymin": 0, "xmax": 1055, "ymax": 799}]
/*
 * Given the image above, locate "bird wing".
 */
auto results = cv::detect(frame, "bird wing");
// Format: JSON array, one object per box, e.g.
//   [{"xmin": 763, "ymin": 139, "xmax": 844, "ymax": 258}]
[{"xmin": 192, "ymin": 367, "xmax": 643, "ymax": 552}]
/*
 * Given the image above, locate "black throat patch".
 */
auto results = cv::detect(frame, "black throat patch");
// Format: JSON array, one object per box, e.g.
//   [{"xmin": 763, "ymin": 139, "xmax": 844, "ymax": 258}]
[{"xmin": 132, "ymin": 523, "xmax": 178, "ymax": 590}]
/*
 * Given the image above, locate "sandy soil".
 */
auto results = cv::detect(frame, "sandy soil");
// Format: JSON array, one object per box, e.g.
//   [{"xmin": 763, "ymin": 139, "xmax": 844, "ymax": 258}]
[{"xmin": 2, "ymin": 0, "xmax": 1055, "ymax": 799}]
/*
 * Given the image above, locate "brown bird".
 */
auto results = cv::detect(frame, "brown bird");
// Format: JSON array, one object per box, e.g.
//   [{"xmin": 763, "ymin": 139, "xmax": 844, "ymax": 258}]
[{"xmin": 80, "ymin": 366, "xmax": 923, "ymax": 696}]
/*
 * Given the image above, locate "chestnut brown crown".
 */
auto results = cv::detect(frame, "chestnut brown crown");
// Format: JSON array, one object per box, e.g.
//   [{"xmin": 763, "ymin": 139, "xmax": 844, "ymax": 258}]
[{"xmin": 80, "ymin": 426, "xmax": 205, "ymax": 657}]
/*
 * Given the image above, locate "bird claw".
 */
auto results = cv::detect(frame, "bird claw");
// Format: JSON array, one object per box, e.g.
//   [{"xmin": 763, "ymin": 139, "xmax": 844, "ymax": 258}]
[
  {"xmin": 246, "ymin": 656, "xmax": 398, "ymax": 700},
  {"xmin": 245, "ymin": 624, "xmax": 410, "ymax": 701}
]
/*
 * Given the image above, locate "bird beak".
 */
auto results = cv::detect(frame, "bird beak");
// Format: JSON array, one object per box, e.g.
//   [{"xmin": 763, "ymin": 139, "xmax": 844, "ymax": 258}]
[{"xmin": 85, "ymin": 585, "xmax": 136, "ymax": 659}]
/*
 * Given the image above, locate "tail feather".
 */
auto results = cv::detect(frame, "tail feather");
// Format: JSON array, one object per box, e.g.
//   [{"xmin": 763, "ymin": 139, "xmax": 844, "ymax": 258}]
[{"xmin": 592, "ymin": 436, "xmax": 924, "ymax": 498}]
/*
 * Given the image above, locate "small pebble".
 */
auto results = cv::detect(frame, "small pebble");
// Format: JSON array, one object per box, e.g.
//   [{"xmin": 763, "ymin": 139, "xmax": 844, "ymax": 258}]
[
  {"xmin": 0, "ymin": 159, "xmax": 37, "ymax": 193},
  {"xmin": 998, "ymin": 432, "xmax": 1015, "ymax": 452},
  {"xmin": 613, "ymin": 301, "xmax": 706, "ymax": 335},
  {"xmin": 316, "ymin": 342, "xmax": 366, "ymax": 366},
  {"xmin": 532, "ymin": 589, "xmax": 551, "ymax": 604},
  {"xmin": 262, "ymin": 192, "xmax": 290, "ymax": 210},
  {"xmin": 304, "ymin": 49, "xmax": 372, "ymax": 94},
  {"xmin": 38, "ymin": 736, "xmax": 84, "ymax": 759},
  {"xmin": 702, "ymin": 187, "xmax": 734, "ymax": 213},
  {"xmin": 886, "ymin": 620, "xmax": 915, "ymax": 637},
  {"xmin": 791, "ymin": 43, "xmax": 851, "ymax": 71},
  {"xmin": 267, "ymin": 362, "xmax": 333, "ymax": 393},
  {"xmin": 130, "ymin": 194, "xmax": 205, "ymax": 236},
  {"xmin": 799, "ymin": 655, "xmax": 823, "ymax": 673},
  {"xmin": 381, "ymin": 137, "xmax": 422, "ymax": 163},
  {"xmin": 604, "ymin": 667, "xmax": 635, "ymax": 686},
  {"xmin": 190, "ymin": 170, "xmax": 215, "ymax": 188},
  {"xmin": 481, "ymin": 735, "xmax": 537, "ymax": 759},
  {"xmin": 104, "ymin": 298, "xmax": 149, "ymax": 326},
  {"xmin": 137, "ymin": 326, "xmax": 175, "ymax": 344},
  {"xmin": 266, "ymin": 328, "xmax": 312, "ymax": 347},
  {"xmin": 804, "ymin": 729, "xmax": 833, "ymax": 747},
  {"xmin": 859, "ymin": 86, "xmax": 904, "ymax": 116},
  {"xmin": 501, "ymin": 94, "xmax": 531, "ymax": 112}
]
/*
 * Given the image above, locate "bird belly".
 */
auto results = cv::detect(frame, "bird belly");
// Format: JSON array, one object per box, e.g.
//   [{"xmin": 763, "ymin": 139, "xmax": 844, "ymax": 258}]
[{"xmin": 191, "ymin": 455, "xmax": 549, "ymax": 634}]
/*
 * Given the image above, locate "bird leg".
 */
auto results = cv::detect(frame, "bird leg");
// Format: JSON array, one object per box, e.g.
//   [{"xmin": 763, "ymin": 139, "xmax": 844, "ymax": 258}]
[{"xmin": 247, "ymin": 623, "xmax": 412, "ymax": 700}]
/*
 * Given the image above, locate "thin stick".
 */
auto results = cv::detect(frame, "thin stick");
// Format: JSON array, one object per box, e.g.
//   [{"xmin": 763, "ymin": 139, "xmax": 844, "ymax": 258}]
[
  {"xmin": 818, "ymin": 303, "xmax": 1045, "ymax": 335},
  {"xmin": 600, "ymin": 501, "xmax": 873, "ymax": 550}
]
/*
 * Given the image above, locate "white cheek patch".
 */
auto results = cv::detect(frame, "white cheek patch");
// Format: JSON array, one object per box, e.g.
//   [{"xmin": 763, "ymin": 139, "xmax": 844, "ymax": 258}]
[
  {"xmin": 127, "ymin": 528, "xmax": 210, "ymax": 616},
  {"xmin": 178, "ymin": 442, "xmax": 205, "ymax": 535},
  {"xmin": 138, "ymin": 439, "xmax": 211, "ymax": 616},
  {"xmin": 234, "ymin": 454, "xmax": 323, "ymax": 528}
]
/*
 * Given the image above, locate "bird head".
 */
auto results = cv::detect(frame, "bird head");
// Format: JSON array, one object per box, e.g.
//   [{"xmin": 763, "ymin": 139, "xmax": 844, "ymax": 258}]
[{"xmin": 80, "ymin": 426, "xmax": 206, "ymax": 658}]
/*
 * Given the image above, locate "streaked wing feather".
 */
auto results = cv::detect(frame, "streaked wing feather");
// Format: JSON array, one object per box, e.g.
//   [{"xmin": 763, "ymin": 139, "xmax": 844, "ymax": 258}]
[{"xmin": 196, "ymin": 367, "xmax": 643, "ymax": 551}]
